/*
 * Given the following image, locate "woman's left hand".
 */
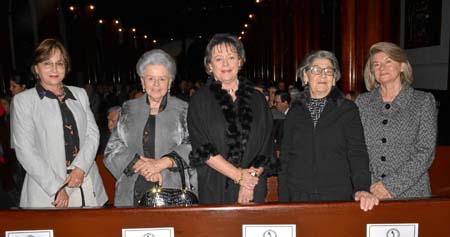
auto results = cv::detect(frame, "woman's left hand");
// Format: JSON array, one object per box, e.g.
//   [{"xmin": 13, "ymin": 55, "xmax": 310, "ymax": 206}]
[
  {"xmin": 65, "ymin": 167, "xmax": 85, "ymax": 188},
  {"xmin": 354, "ymin": 191, "xmax": 379, "ymax": 212},
  {"xmin": 370, "ymin": 181, "xmax": 393, "ymax": 199},
  {"xmin": 238, "ymin": 186, "xmax": 255, "ymax": 204}
]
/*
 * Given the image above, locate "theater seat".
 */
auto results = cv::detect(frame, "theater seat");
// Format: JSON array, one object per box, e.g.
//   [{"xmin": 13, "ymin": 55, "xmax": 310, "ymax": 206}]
[
  {"xmin": 95, "ymin": 155, "xmax": 116, "ymax": 205},
  {"xmin": 430, "ymin": 146, "xmax": 450, "ymax": 197}
]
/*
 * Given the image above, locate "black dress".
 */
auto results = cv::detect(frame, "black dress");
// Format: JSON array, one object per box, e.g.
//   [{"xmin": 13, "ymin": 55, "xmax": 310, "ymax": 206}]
[{"xmin": 188, "ymin": 78, "xmax": 273, "ymax": 205}]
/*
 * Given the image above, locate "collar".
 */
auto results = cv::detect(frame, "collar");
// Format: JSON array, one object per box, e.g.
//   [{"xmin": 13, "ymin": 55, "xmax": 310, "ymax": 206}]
[
  {"xmin": 145, "ymin": 94, "xmax": 168, "ymax": 112},
  {"xmin": 374, "ymin": 81, "xmax": 413, "ymax": 109},
  {"xmin": 297, "ymin": 86, "xmax": 344, "ymax": 105},
  {"xmin": 35, "ymin": 83, "xmax": 76, "ymax": 100}
]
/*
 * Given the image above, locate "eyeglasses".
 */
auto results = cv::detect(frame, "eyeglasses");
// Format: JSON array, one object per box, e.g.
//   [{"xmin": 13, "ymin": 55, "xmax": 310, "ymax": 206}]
[
  {"xmin": 309, "ymin": 66, "xmax": 336, "ymax": 76},
  {"xmin": 41, "ymin": 61, "xmax": 66, "ymax": 70}
]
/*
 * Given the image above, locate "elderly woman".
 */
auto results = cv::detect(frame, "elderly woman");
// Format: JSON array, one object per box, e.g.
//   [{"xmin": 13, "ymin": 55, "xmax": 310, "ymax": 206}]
[
  {"xmin": 11, "ymin": 38, "xmax": 107, "ymax": 208},
  {"xmin": 104, "ymin": 49, "xmax": 196, "ymax": 207},
  {"xmin": 278, "ymin": 50, "xmax": 378, "ymax": 211},
  {"xmin": 188, "ymin": 33, "xmax": 273, "ymax": 205},
  {"xmin": 355, "ymin": 42, "xmax": 437, "ymax": 200}
]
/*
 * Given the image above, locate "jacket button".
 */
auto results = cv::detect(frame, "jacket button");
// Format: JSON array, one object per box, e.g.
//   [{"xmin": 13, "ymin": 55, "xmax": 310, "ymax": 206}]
[
  {"xmin": 382, "ymin": 119, "xmax": 388, "ymax": 125},
  {"xmin": 381, "ymin": 138, "xmax": 387, "ymax": 143},
  {"xmin": 381, "ymin": 174, "xmax": 386, "ymax": 178},
  {"xmin": 385, "ymin": 104, "xmax": 391, "ymax": 109},
  {"xmin": 381, "ymin": 156, "xmax": 386, "ymax": 161}
]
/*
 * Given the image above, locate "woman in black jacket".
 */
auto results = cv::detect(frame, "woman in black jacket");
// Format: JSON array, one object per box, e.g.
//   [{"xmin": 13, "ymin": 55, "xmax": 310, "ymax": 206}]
[
  {"xmin": 278, "ymin": 50, "xmax": 378, "ymax": 211},
  {"xmin": 188, "ymin": 34, "xmax": 273, "ymax": 205}
]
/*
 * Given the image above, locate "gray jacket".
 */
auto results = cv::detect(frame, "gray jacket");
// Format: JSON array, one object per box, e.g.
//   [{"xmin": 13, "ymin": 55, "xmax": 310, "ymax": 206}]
[
  {"xmin": 11, "ymin": 86, "xmax": 107, "ymax": 207},
  {"xmin": 104, "ymin": 95, "xmax": 196, "ymax": 206},
  {"xmin": 355, "ymin": 82, "xmax": 437, "ymax": 199}
]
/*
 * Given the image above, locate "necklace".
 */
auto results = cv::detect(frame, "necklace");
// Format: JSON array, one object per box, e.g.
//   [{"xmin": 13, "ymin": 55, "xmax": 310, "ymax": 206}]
[
  {"xmin": 225, "ymin": 80, "xmax": 239, "ymax": 94},
  {"xmin": 56, "ymin": 90, "xmax": 66, "ymax": 97},
  {"xmin": 40, "ymin": 82, "xmax": 65, "ymax": 97},
  {"xmin": 226, "ymin": 88, "xmax": 236, "ymax": 94}
]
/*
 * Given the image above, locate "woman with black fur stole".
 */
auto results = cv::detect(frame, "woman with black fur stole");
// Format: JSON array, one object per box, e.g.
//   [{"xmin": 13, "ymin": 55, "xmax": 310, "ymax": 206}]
[{"xmin": 188, "ymin": 33, "xmax": 273, "ymax": 204}]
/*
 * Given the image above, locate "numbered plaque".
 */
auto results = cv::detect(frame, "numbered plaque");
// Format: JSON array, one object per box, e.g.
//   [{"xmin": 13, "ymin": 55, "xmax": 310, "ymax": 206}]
[
  {"xmin": 5, "ymin": 230, "xmax": 53, "ymax": 237},
  {"xmin": 243, "ymin": 224, "xmax": 296, "ymax": 237},
  {"xmin": 367, "ymin": 223, "xmax": 418, "ymax": 237},
  {"xmin": 122, "ymin": 227, "xmax": 174, "ymax": 237}
]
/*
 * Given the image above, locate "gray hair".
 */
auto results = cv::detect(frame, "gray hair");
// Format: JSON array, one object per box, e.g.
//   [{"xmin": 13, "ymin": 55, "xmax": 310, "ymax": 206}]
[
  {"xmin": 296, "ymin": 50, "xmax": 341, "ymax": 87},
  {"xmin": 136, "ymin": 49, "xmax": 176, "ymax": 79},
  {"xmin": 107, "ymin": 106, "xmax": 121, "ymax": 114},
  {"xmin": 204, "ymin": 33, "xmax": 246, "ymax": 75}
]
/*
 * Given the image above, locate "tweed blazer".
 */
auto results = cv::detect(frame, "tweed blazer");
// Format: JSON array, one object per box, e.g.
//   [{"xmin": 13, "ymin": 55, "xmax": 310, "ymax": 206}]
[
  {"xmin": 104, "ymin": 95, "xmax": 196, "ymax": 207},
  {"xmin": 355, "ymin": 82, "xmax": 437, "ymax": 199},
  {"xmin": 11, "ymin": 86, "xmax": 107, "ymax": 208}
]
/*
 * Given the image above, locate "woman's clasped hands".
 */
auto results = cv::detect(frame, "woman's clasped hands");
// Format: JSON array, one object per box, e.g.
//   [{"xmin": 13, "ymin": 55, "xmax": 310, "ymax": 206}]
[
  {"xmin": 133, "ymin": 156, "xmax": 174, "ymax": 185},
  {"xmin": 237, "ymin": 167, "xmax": 263, "ymax": 204}
]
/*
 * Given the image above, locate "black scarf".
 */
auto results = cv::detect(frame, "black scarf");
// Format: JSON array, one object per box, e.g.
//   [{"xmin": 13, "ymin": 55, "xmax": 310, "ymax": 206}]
[{"xmin": 208, "ymin": 77, "xmax": 254, "ymax": 166}]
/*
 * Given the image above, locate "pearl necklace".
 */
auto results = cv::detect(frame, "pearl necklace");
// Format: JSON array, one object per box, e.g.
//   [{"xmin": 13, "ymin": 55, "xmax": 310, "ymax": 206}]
[{"xmin": 225, "ymin": 80, "xmax": 239, "ymax": 94}]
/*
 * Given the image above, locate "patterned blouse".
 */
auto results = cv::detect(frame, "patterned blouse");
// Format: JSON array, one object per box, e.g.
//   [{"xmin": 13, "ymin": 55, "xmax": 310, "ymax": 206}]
[
  {"xmin": 306, "ymin": 97, "xmax": 327, "ymax": 127},
  {"xmin": 36, "ymin": 83, "xmax": 79, "ymax": 167}
]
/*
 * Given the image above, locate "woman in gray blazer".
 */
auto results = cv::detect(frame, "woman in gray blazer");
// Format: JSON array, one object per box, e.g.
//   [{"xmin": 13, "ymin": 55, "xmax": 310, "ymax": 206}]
[
  {"xmin": 11, "ymin": 38, "xmax": 107, "ymax": 208},
  {"xmin": 104, "ymin": 49, "xmax": 196, "ymax": 207},
  {"xmin": 356, "ymin": 42, "xmax": 437, "ymax": 199}
]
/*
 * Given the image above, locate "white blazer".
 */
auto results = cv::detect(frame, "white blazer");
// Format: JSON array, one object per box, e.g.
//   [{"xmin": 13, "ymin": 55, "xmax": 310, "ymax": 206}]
[{"xmin": 11, "ymin": 85, "xmax": 107, "ymax": 208}]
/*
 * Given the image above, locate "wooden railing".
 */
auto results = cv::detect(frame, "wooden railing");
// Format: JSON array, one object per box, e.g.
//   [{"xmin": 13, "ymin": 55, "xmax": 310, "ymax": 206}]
[
  {"xmin": 97, "ymin": 146, "xmax": 450, "ymax": 205},
  {"xmin": 2, "ymin": 147, "xmax": 449, "ymax": 236},
  {"xmin": 2, "ymin": 198, "xmax": 450, "ymax": 236}
]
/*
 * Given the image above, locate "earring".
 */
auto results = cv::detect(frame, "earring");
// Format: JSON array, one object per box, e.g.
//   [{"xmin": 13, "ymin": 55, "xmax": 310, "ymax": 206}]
[
  {"xmin": 142, "ymin": 87, "xmax": 145, "ymax": 93},
  {"xmin": 168, "ymin": 88, "xmax": 171, "ymax": 94}
]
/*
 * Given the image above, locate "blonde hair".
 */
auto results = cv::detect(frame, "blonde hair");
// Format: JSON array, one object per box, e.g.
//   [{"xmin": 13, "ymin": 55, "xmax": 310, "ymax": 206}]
[{"xmin": 363, "ymin": 42, "xmax": 413, "ymax": 91}]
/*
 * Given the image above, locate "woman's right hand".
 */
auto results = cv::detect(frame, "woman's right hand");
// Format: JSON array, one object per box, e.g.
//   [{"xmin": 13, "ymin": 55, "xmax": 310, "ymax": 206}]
[
  {"xmin": 144, "ymin": 172, "xmax": 163, "ymax": 185},
  {"xmin": 52, "ymin": 188, "xmax": 69, "ymax": 208},
  {"xmin": 133, "ymin": 156, "xmax": 162, "ymax": 177},
  {"xmin": 134, "ymin": 156, "xmax": 175, "ymax": 177},
  {"xmin": 238, "ymin": 186, "xmax": 254, "ymax": 204}
]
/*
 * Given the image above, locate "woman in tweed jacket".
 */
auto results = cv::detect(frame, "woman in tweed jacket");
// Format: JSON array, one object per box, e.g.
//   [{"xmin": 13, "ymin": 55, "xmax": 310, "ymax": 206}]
[{"xmin": 356, "ymin": 42, "xmax": 437, "ymax": 200}]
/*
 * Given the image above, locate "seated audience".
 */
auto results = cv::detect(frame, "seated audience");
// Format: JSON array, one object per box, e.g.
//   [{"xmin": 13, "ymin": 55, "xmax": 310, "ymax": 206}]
[
  {"xmin": 272, "ymin": 90, "xmax": 290, "ymax": 151},
  {"xmin": 345, "ymin": 90, "xmax": 359, "ymax": 101},
  {"xmin": 98, "ymin": 106, "xmax": 121, "ymax": 153}
]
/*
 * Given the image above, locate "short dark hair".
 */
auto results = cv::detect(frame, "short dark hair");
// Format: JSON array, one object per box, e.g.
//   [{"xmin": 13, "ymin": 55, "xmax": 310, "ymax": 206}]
[
  {"xmin": 10, "ymin": 71, "xmax": 32, "ymax": 87},
  {"xmin": 204, "ymin": 33, "xmax": 245, "ymax": 75},
  {"xmin": 275, "ymin": 90, "xmax": 291, "ymax": 104}
]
